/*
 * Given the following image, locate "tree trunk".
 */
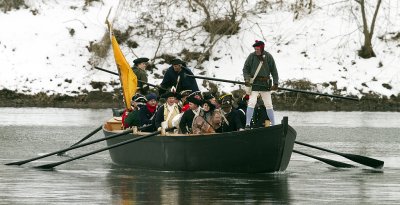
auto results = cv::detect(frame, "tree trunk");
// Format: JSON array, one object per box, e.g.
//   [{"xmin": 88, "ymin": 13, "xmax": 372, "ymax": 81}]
[{"xmin": 356, "ymin": 0, "xmax": 382, "ymax": 59}]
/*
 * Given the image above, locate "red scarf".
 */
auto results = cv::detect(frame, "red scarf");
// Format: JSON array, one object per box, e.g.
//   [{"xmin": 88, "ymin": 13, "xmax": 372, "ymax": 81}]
[{"xmin": 146, "ymin": 103, "xmax": 157, "ymax": 114}]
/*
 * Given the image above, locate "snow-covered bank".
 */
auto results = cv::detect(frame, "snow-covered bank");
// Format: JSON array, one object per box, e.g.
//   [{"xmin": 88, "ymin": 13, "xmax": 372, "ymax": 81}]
[{"xmin": 0, "ymin": 0, "xmax": 399, "ymax": 99}]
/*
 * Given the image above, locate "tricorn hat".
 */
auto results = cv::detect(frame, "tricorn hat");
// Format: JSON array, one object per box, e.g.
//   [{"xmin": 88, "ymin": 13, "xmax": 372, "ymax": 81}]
[
  {"xmin": 180, "ymin": 90, "xmax": 192, "ymax": 97},
  {"xmin": 202, "ymin": 100, "xmax": 216, "ymax": 111},
  {"xmin": 219, "ymin": 94, "xmax": 234, "ymax": 108},
  {"xmin": 133, "ymin": 57, "xmax": 149, "ymax": 65},
  {"xmin": 162, "ymin": 87, "xmax": 178, "ymax": 98},
  {"xmin": 187, "ymin": 95, "xmax": 203, "ymax": 106},
  {"xmin": 203, "ymin": 93, "xmax": 215, "ymax": 101},
  {"xmin": 132, "ymin": 93, "xmax": 147, "ymax": 105}
]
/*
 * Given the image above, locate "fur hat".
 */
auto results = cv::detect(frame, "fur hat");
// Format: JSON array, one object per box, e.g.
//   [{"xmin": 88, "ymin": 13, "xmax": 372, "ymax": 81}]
[{"xmin": 146, "ymin": 93, "xmax": 157, "ymax": 101}]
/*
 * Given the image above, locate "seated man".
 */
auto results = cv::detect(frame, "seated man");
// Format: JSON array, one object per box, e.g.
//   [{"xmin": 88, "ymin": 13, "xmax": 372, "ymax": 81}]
[
  {"xmin": 179, "ymin": 92, "xmax": 202, "ymax": 134},
  {"xmin": 122, "ymin": 93, "xmax": 147, "ymax": 129},
  {"xmin": 178, "ymin": 89, "xmax": 192, "ymax": 110},
  {"xmin": 237, "ymin": 94, "xmax": 249, "ymax": 128},
  {"xmin": 251, "ymin": 96, "xmax": 271, "ymax": 128},
  {"xmin": 154, "ymin": 90, "xmax": 181, "ymax": 131},
  {"xmin": 216, "ymin": 94, "xmax": 244, "ymax": 132},
  {"xmin": 192, "ymin": 100, "xmax": 222, "ymax": 134},
  {"xmin": 203, "ymin": 92, "xmax": 220, "ymax": 109},
  {"xmin": 138, "ymin": 93, "xmax": 158, "ymax": 132}
]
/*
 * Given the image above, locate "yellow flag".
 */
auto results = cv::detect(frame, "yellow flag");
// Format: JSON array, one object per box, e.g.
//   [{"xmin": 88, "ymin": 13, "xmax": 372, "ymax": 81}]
[{"xmin": 109, "ymin": 27, "xmax": 137, "ymax": 109}]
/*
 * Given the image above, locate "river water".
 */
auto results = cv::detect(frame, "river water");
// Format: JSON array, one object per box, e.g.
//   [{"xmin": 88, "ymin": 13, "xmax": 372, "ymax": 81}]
[{"xmin": 0, "ymin": 108, "xmax": 399, "ymax": 204}]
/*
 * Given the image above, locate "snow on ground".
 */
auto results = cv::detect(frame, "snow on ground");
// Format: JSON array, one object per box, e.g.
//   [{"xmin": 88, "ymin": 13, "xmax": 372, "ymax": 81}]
[{"xmin": 0, "ymin": 0, "xmax": 399, "ymax": 98}]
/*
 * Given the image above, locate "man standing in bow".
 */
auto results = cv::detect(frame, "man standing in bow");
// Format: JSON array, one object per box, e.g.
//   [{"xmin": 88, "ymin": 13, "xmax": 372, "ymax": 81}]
[
  {"xmin": 132, "ymin": 57, "xmax": 150, "ymax": 95},
  {"xmin": 243, "ymin": 40, "xmax": 279, "ymax": 127}
]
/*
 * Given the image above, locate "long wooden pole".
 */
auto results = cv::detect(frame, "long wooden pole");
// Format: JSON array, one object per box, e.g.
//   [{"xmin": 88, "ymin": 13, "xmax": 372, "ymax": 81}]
[
  {"xmin": 186, "ymin": 74, "xmax": 359, "ymax": 101},
  {"xmin": 94, "ymin": 66, "xmax": 167, "ymax": 91},
  {"xmin": 34, "ymin": 127, "xmax": 176, "ymax": 169}
]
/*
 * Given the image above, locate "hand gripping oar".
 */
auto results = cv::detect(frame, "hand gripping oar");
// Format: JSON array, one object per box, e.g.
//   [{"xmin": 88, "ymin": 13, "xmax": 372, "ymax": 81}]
[
  {"xmin": 186, "ymin": 74, "xmax": 359, "ymax": 101},
  {"xmin": 295, "ymin": 141, "xmax": 384, "ymax": 169},
  {"xmin": 57, "ymin": 125, "xmax": 103, "ymax": 156},
  {"xmin": 34, "ymin": 127, "xmax": 176, "ymax": 170},
  {"xmin": 293, "ymin": 149, "xmax": 356, "ymax": 168}
]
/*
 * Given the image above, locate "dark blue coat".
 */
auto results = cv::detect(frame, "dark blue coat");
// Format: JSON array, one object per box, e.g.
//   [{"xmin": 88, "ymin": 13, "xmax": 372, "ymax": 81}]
[
  {"xmin": 138, "ymin": 105, "xmax": 157, "ymax": 132},
  {"xmin": 160, "ymin": 66, "xmax": 199, "ymax": 94}
]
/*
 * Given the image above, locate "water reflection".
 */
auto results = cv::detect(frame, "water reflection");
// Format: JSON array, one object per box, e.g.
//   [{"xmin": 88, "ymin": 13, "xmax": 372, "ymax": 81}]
[{"xmin": 106, "ymin": 165, "xmax": 291, "ymax": 204}]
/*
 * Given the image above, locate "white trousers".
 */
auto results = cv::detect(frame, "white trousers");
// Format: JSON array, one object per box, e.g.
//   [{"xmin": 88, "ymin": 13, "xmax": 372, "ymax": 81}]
[{"xmin": 248, "ymin": 91, "xmax": 273, "ymax": 109}]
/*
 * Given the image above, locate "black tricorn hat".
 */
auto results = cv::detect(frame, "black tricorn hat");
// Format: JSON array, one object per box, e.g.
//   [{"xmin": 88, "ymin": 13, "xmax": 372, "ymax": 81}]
[
  {"xmin": 162, "ymin": 91, "xmax": 178, "ymax": 98},
  {"xmin": 171, "ymin": 58, "xmax": 185, "ymax": 65},
  {"xmin": 203, "ymin": 93, "xmax": 215, "ymax": 101},
  {"xmin": 187, "ymin": 95, "xmax": 203, "ymax": 106},
  {"xmin": 133, "ymin": 57, "xmax": 149, "ymax": 65},
  {"xmin": 202, "ymin": 100, "xmax": 216, "ymax": 111},
  {"xmin": 132, "ymin": 93, "xmax": 147, "ymax": 105}
]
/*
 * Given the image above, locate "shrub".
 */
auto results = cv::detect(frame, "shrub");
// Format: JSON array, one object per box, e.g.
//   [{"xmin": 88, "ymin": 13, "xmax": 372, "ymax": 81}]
[
  {"xmin": 203, "ymin": 18, "xmax": 240, "ymax": 35},
  {"xmin": 0, "ymin": 0, "xmax": 26, "ymax": 13}
]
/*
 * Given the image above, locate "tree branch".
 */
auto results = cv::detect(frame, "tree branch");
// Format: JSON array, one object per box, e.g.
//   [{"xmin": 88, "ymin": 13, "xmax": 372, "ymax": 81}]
[{"xmin": 369, "ymin": 0, "xmax": 382, "ymax": 38}]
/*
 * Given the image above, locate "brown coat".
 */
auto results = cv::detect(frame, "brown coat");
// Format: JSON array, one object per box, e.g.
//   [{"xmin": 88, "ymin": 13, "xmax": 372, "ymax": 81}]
[{"xmin": 192, "ymin": 109, "xmax": 222, "ymax": 134}]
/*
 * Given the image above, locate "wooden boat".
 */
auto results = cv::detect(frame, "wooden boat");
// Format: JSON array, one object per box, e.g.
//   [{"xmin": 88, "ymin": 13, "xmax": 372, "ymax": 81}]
[{"xmin": 103, "ymin": 116, "xmax": 297, "ymax": 173}]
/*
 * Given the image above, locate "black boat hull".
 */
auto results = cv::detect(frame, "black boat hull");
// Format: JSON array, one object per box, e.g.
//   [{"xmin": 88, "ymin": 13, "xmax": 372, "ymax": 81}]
[{"xmin": 103, "ymin": 117, "xmax": 296, "ymax": 173}]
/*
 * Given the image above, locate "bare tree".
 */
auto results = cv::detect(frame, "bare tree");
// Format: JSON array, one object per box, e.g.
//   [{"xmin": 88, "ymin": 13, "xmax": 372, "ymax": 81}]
[{"xmin": 355, "ymin": 0, "xmax": 382, "ymax": 58}]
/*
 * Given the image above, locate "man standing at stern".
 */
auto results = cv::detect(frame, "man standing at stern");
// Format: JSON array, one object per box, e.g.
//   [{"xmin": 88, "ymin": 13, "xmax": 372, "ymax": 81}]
[{"xmin": 243, "ymin": 40, "xmax": 279, "ymax": 127}]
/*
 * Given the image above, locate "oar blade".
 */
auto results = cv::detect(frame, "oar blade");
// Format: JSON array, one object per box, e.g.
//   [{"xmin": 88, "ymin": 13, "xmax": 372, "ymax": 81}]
[
  {"xmin": 343, "ymin": 153, "xmax": 384, "ymax": 169},
  {"xmin": 34, "ymin": 163, "xmax": 58, "ymax": 170},
  {"xmin": 5, "ymin": 161, "xmax": 26, "ymax": 166},
  {"xmin": 295, "ymin": 141, "xmax": 384, "ymax": 169},
  {"xmin": 293, "ymin": 150, "xmax": 356, "ymax": 168},
  {"xmin": 316, "ymin": 156, "xmax": 356, "ymax": 168}
]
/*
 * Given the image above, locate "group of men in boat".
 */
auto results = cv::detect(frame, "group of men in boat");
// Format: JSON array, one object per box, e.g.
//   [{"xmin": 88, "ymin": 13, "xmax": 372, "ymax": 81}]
[{"xmin": 122, "ymin": 40, "xmax": 279, "ymax": 134}]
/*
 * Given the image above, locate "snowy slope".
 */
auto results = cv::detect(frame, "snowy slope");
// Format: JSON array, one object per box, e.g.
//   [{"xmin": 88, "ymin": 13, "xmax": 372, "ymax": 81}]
[{"xmin": 0, "ymin": 0, "xmax": 399, "ymax": 98}]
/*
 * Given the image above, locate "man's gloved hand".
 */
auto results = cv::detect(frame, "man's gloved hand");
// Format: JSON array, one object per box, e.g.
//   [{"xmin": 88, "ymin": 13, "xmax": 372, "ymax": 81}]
[
  {"xmin": 271, "ymin": 84, "xmax": 278, "ymax": 91},
  {"xmin": 244, "ymin": 79, "xmax": 250, "ymax": 87}
]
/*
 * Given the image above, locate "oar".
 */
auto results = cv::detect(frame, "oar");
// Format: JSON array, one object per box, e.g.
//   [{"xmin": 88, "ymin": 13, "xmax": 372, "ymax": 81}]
[
  {"xmin": 34, "ymin": 127, "xmax": 176, "ymax": 169},
  {"xmin": 94, "ymin": 66, "xmax": 167, "ymax": 91},
  {"xmin": 5, "ymin": 129, "xmax": 132, "ymax": 166},
  {"xmin": 5, "ymin": 124, "xmax": 152, "ymax": 166},
  {"xmin": 293, "ymin": 149, "xmax": 356, "ymax": 168},
  {"xmin": 186, "ymin": 74, "xmax": 359, "ymax": 101},
  {"xmin": 295, "ymin": 141, "xmax": 384, "ymax": 169},
  {"xmin": 57, "ymin": 125, "xmax": 103, "ymax": 156}
]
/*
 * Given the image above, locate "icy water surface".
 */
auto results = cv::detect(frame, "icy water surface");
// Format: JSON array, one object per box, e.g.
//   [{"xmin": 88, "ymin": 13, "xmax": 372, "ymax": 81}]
[{"xmin": 0, "ymin": 108, "xmax": 399, "ymax": 204}]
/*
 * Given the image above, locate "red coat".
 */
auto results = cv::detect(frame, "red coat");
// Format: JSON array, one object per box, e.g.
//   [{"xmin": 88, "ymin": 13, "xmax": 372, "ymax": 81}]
[{"xmin": 121, "ymin": 109, "xmax": 130, "ymax": 128}]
